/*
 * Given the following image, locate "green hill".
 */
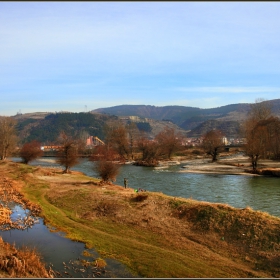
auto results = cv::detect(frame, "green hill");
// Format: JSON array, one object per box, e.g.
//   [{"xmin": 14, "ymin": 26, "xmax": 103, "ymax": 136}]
[
  {"xmin": 13, "ymin": 99, "xmax": 280, "ymax": 143},
  {"xmin": 92, "ymin": 99, "xmax": 280, "ymax": 131},
  {"xmin": 15, "ymin": 112, "xmax": 118, "ymax": 145}
]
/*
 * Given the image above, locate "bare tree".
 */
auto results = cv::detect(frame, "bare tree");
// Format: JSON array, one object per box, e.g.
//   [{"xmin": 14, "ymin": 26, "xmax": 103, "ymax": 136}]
[
  {"xmin": 137, "ymin": 132, "xmax": 160, "ymax": 166},
  {"xmin": 56, "ymin": 132, "xmax": 80, "ymax": 173},
  {"xmin": 104, "ymin": 122, "xmax": 130, "ymax": 160},
  {"xmin": 243, "ymin": 98, "xmax": 273, "ymax": 172},
  {"xmin": 244, "ymin": 119, "xmax": 264, "ymax": 172},
  {"xmin": 0, "ymin": 116, "xmax": 17, "ymax": 160},
  {"xmin": 126, "ymin": 122, "xmax": 140, "ymax": 160},
  {"xmin": 90, "ymin": 145, "xmax": 118, "ymax": 161},
  {"xmin": 20, "ymin": 140, "xmax": 43, "ymax": 164},
  {"xmin": 202, "ymin": 130, "xmax": 224, "ymax": 162},
  {"xmin": 90, "ymin": 143, "xmax": 120, "ymax": 183},
  {"xmin": 265, "ymin": 117, "xmax": 280, "ymax": 159},
  {"xmin": 245, "ymin": 116, "xmax": 280, "ymax": 171},
  {"xmin": 155, "ymin": 127, "xmax": 183, "ymax": 159}
]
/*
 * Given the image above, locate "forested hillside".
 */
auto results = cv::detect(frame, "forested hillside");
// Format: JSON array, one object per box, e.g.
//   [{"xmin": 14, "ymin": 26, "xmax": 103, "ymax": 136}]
[
  {"xmin": 16, "ymin": 112, "xmax": 118, "ymax": 144},
  {"xmin": 13, "ymin": 99, "xmax": 280, "ymax": 144},
  {"xmin": 92, "ymin": 103, "xmax": 251, "ymax": 129},
  {"xmin": 92, "ymin": 99, "xmax": 280, "ymax": 131},
  {"xmin": 14, "ymin": 112, "xmax": 175, "ymax": 145},
  {"xmin": 187, "ymin": 120, "xmax": 242, "ymax": 138}
]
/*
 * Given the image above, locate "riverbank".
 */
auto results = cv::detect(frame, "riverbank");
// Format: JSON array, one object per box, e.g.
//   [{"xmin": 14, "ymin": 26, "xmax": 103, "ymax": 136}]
[
  {"xmin": 1, "ymin": 160, "xmax": 280, "ymax": 277},
  {"xmin": 161, "ymin": 153, "xmax": 280, "ymax": 176}
]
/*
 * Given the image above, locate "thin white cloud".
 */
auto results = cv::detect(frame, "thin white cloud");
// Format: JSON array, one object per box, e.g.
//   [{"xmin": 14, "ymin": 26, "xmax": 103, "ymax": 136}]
[{"xmin": 174, "ymin": 87, "xmax": 280, "ymax": 94}]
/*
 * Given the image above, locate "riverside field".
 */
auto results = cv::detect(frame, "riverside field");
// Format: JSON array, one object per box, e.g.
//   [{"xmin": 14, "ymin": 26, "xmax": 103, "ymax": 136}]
[{"xmin": 0, "ymin": 159, "xmax": 280, "ymax": 277}]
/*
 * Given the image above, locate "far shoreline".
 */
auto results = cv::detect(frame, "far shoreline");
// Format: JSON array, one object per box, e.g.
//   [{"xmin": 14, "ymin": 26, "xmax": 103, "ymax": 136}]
[
  {"xmin": 11, "ymin": 152, "xmax": 280, "ymax": 177},
  {"xmin": 160, "ymin": 154, "xmax": 280, "ymax": 177}
]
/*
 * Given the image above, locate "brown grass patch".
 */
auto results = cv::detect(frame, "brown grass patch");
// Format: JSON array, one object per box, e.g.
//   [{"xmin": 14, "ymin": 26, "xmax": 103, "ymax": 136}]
[
  {"xmin": 94, "ymin": 200, "xmax": 118, "ymax": 217},
  {"xmin": 131, "ymin": 193, "xmax": 149, "ymax": 202},
  {"xmin": 0, "ymin": 237, "xmax": 53, "ymax": 278},
  {"xmin": 95, "ymin": 257, "xmax": 107, "ymax": 268},
  {"xmin": 0, "ymin": 206, "xmax": 12, "ymax": 225}
]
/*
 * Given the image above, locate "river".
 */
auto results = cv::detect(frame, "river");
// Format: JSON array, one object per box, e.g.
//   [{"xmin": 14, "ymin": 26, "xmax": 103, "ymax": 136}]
[
  {"xmin": 69, "ymin": 158, "xmax": 280, "ymax": 218},
  {"xmin": 24, "ymin": 157, "xmax": 280, "ymax": 217}
]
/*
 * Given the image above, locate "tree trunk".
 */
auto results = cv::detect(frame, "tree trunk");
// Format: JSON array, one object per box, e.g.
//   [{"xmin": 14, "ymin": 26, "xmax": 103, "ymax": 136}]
[
  {"xmin": 212, "ymin": 148, "xmax": 218, "ymax": 162},
  {"xmin": 251, "ymin": 155, "xmax": 259, "ymax": 173},
  {"xmin": 64, "ymin": 166, "xmax": 70, "ymax": 173}
]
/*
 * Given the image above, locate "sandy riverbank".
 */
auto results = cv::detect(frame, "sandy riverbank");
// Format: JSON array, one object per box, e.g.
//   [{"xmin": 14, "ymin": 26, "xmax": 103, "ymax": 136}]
[
  {"xmin": 172, "ymin": 154, "xmax": 280, "ymax": 176},
  {"xmin": 179, "ymin": 154, "xmax": 254, "ymax": 175}
]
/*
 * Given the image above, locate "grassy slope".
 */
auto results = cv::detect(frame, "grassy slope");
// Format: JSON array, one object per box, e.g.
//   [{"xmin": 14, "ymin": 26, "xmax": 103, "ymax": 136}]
[{"xmin": 1, "ymin": 161, "xmax": 280, "ymax": 278}]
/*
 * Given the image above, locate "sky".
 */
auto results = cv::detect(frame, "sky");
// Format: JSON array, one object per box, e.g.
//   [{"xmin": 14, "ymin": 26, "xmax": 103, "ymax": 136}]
[{"xmin": 1, "ymin": 1, "xmax": 280, "ymax": 116}]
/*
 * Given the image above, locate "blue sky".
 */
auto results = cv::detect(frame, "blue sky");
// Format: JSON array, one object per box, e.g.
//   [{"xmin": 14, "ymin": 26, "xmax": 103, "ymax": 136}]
[{"xmin": 1, "ymin": 2, "xmax": 280, "ymax": 116}]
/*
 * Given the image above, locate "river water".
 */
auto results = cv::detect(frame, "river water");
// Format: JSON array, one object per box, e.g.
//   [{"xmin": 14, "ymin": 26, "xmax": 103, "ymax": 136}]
[
  {"xmin": 69, "ymin": 158, "xmax": 280, "ymax": 217},
  {"xmin": 2, "ymin": 157, "xmax": 280, "ymax": 277},
  {"xmin": 25, "ymin": 157, "xmax": 280, "ymax": 217}
]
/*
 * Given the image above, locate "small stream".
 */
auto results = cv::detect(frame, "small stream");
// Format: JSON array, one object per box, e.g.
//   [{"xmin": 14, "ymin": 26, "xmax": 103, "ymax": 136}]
[{"xmin": 0, "ymin": 203, "xmax": 137, "ymax": 278}]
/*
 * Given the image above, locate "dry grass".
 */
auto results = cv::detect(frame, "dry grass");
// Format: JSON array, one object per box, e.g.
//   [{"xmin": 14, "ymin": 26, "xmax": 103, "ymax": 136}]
[
  {"xmin": 94, "ymin": 257, "xmax": 107, "ymax": 268},
  {"xmin": 0, "ymin": 206, "xmax": 12, "ymax": 225},
  {"xmin": 42, "ymin": 176, "xmax": 280, "ymax": 277},
  {"xmin": 0, "ymin": 237, "xmax": 54, "ymax": 278}
]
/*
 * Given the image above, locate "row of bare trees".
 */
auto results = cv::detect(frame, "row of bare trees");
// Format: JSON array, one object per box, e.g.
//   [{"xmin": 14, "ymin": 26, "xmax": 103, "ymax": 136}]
[
  {"xmin": 53, "ymin": 123, "xmax": 183, "ymax": 181},
  {"xmin": 200, "ymin": 98, "xmax": 280, "ymax": 172},
  {"xmin": 2, "ymin": 98, "xmax": 279, "ymax": 178},
  {"xmin": 90, "ymin": 122, "xmax": 184, "ymax": 182},
  {"xmin": 0, "ymin": 116, "xmax": 184, "ymax": 182},
  {"xmin": 99, "ymin": 120, "xmax": 184, "ymax": 165}
]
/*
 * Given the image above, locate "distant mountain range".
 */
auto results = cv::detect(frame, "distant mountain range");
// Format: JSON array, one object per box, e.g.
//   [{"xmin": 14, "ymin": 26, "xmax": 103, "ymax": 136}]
[
  {"xmin": 13, "ymin": 99, "xmax": 280, "ymax": 144},
  {"xmin": 92, "ymin": 99, "xmax": 280, "ymax": 137}
]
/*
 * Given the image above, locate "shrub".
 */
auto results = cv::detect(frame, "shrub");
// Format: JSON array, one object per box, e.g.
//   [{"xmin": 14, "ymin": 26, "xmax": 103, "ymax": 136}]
[
  {"xmin": 132, "ymin": 194, "xmax": 148, "ymax": 202},
  {"xmin": 94, "ymin": 160, "xmax": 120, "ymax": 182},
  {"xmin": 19, "ymin": 140, "xmax": 43, "ymax": 164}
]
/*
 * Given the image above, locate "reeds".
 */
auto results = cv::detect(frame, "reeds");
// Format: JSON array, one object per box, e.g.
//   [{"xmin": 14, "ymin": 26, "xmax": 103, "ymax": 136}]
[{"xmin": 0, "ymin": 237, "xmax": 54, "ymax": 278}]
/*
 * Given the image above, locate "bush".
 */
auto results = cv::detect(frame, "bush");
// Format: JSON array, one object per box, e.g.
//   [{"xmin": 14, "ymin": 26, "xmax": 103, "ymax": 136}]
[
  {"xmin": 132, "ymin": 194, "xmax": 148, "ymax": 202},
  {"xmin": 94, "ymin": 160, "xmax": 120, "ymax": 182},
  {"xmin": 19, "ymin": 140, "xmax": 43, "ymax": 164},
  {"xmin": 192, "ymin": 149, "xmax": 203, "ymax": 155}
]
